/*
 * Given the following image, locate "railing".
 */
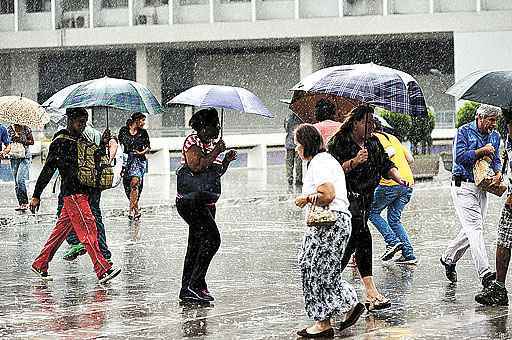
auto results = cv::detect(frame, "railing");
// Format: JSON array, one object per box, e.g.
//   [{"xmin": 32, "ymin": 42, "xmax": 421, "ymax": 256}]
[{"xmin": 0, "ymin": 0, "xmax": 510, "ymax": 31}]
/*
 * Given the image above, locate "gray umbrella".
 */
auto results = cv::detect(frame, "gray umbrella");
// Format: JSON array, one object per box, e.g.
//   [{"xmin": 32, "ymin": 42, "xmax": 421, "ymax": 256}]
[{"xmin": 446, "ymin": 70, "xmax": 512, "ymax": 109}]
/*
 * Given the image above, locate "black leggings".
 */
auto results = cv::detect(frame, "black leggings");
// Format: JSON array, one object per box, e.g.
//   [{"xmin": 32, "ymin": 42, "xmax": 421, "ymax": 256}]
[
  {"xmin": 176, "ymin": 197, "xmax": 221, "ymax": 290},
  {"xmin": 340, "ymin": 196, "xmax": 373, "ymax": 277}
]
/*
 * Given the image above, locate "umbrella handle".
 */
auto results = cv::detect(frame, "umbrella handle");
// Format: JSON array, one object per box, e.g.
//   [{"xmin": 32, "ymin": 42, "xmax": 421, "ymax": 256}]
[
  {"xmin": 364, "ymin": 109, "xmax": 369, "ymax": 144},
  {"xmin": 220, "ymin": 108, "xmax": 224, "ymax": 139},
  {"xmin": 106, "ymin": 107, "xmax": 109, "ymax": 130}
]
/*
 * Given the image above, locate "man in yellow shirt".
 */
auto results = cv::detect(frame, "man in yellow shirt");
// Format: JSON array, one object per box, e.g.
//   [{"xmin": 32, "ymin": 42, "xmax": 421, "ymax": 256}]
[{"xmin": 369, "ymin": 122, "xmax": 417, "ymax": 264}]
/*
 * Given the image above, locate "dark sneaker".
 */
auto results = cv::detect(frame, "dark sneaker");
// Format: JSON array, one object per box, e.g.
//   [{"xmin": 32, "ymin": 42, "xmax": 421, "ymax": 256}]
[
  {"xmin": 482, "ymin": 272, "xmax": 497, "ymax": 289},
  {"xmin": 63, "ymin": 243, "xmax": 86, "ymax": 261},
  {"xmin": 179, "ymin": 287, "xmax": 210, "ymax": 304},
  {"xmin": 98, "ymin": 267, "xmax": 121, "ymax": 284},
  {"xmin": 381, "ymin": 243, "xmax": 403, "ymax": 261},
  {"xmin": 200, "ymin": 288, "xmax": 214, "ymax": 302},
  {"xmin": 394, "ymin": 255, "xmax": 418, "ymax": 265},
  {"xmin": 475, "ymin": 281, "xmax": 509, "ymax": 306},
  {"xmin": 31, "ymin": 266, "xmax": 53, "ymax": 281},
  {"xmin": 440, "ymin": 257, "xmax": 457, "ymax": 283}
]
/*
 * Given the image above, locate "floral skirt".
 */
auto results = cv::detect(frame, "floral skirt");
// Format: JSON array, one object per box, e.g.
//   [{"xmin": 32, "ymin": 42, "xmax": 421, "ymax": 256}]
[
  {"xmin": 298, "ymin": 212, "xmax": 358, "ymax": 321},
  {"xmin": 125, "ymin": 155, "xmax": 148, "ymax": 179}
]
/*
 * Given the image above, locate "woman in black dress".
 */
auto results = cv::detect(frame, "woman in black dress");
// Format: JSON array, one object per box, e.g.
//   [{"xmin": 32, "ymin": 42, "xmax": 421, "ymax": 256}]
[{"xmin": 328, "ymin": 105, "xmax": 410, "ymax": 311}]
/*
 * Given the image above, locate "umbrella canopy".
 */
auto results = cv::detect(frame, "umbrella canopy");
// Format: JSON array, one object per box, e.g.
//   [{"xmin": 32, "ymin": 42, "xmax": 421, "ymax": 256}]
[
  {"xmin": 446, "ymin": 70, "xmax": 512, "ymax": 109},
  {"xmin": 168, "ymin": 85, "xmax": 273, "ymax": 118},
  {"xmin": 287, "ymin": 91, "xmax": 361, "ymax": 123},
  {"xmin": 0, "ymin": 96, "xmax": 50, "ymax": 128},
  {"xmin": 290, "ymin": 63, "xmax": 428, "ymax": 117},
  {"xmin": 42, "ymin": 76, "xmax": 163, "ymax": 116}
]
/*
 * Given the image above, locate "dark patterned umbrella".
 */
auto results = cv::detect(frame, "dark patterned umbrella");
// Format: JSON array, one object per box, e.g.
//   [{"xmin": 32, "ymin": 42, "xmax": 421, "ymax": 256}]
[
  {"xmin": 446, "ymin": 70, "xmax": 512, "ymax": 109},
  {"xmin": 290, "ymin": 63, "xmax": 428, "ymax": 118}
]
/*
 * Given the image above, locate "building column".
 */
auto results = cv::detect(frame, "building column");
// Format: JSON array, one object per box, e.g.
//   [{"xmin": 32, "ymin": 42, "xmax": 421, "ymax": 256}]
[
  {"xmin": 299, "ymin": 41, "xmax": 324, "ymax": 80},
  {"xmin": 10, "ymin": 51, "xmax": 40, "ymax": 101},
  {"xmin": 136, "ymin": 47, "xmax": 163, "ymax": 132},
  {"xmin": 0, "ymin": 54, "xmax": 12, "ymax": 95},
  {"xmin": 136, "ymin": 47, "xmax": 162, "ymax": 103}
]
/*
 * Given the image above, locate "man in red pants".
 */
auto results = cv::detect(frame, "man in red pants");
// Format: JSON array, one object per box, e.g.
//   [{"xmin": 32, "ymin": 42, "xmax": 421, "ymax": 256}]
[{"xmin": 30, "ymin": 107, "xmax": 120, "ymax": 284}]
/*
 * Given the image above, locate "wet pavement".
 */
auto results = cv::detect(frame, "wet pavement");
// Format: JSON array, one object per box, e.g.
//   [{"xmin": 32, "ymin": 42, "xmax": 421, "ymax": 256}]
[{"xmin": 0, "ymin": 162, "xmax": 511, "ymax": 339}]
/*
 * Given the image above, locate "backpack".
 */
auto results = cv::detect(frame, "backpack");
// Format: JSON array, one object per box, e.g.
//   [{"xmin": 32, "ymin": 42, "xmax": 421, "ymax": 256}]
[{"xmin": 55, "ymin": 134, "xmax": 114, "ymax": 190}]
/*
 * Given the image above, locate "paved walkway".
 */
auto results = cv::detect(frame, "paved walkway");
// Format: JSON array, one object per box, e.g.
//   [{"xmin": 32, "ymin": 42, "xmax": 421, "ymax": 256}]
[{"xmin": 0, "ymin": 164, "xmax": 511, "ymax": 339}]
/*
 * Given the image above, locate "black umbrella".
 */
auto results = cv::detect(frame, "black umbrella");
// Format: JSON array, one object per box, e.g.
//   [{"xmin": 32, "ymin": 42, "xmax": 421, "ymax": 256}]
[{"xmin": 446, "ymin": 70, "xmax": 512, "ymax": 109}]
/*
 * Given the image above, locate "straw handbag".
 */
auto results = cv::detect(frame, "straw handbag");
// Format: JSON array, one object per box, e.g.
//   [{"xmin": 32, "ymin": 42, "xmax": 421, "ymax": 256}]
[
  {"xmin": 306, "ymin": 195, "xmax": 338, "ymax": 227},
  {"xmin": 473, "ymin": 156, "xmax": 507, "ymax": 197}
]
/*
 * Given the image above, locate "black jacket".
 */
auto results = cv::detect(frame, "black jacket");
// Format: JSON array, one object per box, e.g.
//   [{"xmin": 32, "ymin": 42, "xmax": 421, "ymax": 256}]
[{"xmin": 33, "ymin": 129, "xmax": 87, "ymax": 199}]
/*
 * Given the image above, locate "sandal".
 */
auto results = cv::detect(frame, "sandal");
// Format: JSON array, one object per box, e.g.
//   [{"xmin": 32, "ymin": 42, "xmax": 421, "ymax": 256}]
[{"xmin": 365, "ymin": 296, "xmax": 391, "ymax": 311}]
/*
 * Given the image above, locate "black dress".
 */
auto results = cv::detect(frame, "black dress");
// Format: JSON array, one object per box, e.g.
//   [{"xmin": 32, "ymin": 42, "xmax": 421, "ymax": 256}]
[{"xmin": 328, "ymin": 133, "xmax": 394, "ymax": 277}]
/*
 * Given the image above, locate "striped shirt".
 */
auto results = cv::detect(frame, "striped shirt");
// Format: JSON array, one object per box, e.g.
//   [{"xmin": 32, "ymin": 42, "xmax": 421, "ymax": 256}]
[{"xmin": 181, "ymin": 134, "xmax": 223, "ymax": 165}]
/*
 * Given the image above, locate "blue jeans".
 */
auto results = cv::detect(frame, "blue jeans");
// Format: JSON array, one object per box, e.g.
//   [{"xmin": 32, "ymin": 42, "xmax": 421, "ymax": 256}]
[
  {"xmin": 369, "ymin": 185, "xmax": 415, "ymax": 259},
  {"xmin": 57, "ymin": 190, "xmax": 111, "ymax": 260},
  {"xmin": 10, "ymin": 158, "xmax": 30, "ymax": 205}
]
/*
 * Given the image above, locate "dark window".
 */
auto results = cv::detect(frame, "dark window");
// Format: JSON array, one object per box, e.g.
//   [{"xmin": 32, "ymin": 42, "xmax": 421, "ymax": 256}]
[
  {"xmin": 179, "ymin": 0, "xmax": 208, "ymax": 5},
  {"xmin": 0, "ymin": 0, "xmax": 14, "ymax": 14},
  {"xmin": 144, "ymin": 0, "xmax": 169, "ymax": 5},
  {"xmin": 62, "ymin": 0, "xmax": 88, "ymax": 11},
  {"xmin": 26, "ymin": 0, "xmax": 51, "ymax": 13},
  {"xmin": 102, "ymin": 0, "xmax": 128, "ymax": 9}
]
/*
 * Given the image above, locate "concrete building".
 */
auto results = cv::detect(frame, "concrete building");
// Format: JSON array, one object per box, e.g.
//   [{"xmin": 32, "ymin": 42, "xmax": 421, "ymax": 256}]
[{"xmin": 0, "ymin": 0, "xmax": 512, "ymax": 134}]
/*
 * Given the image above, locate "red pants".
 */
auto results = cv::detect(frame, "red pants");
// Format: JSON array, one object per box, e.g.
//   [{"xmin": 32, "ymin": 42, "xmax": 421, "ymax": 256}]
[{"xmin": 32, "ymin": 194, "xmax": 111, "ymax": 278}]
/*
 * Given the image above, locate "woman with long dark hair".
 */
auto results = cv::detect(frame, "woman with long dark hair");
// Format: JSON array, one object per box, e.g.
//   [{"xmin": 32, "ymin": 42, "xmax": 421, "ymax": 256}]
[
  {"xmin": 118, "ymin": 112, "xmax": 150, "ymax": 220},
  {"xmin": 328, "ymin": 105, "xmax": 410, "ymax": 311},
  {"xmin": 176, "ymin": 108, "xmax": 237, "ymax": 303},
  {"xmin": 295, "ymin": 124, "xmax": 364, "ymax": 338}
]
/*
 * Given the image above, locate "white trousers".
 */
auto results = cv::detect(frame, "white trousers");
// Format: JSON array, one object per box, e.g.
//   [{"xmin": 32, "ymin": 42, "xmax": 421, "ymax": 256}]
[{"xmin": 442, "ymin": 181, "xmax": 491, "ymax": 279}]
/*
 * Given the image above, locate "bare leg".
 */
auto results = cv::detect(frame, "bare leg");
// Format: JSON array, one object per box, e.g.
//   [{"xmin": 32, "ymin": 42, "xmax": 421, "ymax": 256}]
[
  {"xmin": 129, "ymin": 177, "xmax": 140, "ymax": 215},
  {"xmin": 496, "ymin": 245, "xmax": 511, "ymax": 284}
]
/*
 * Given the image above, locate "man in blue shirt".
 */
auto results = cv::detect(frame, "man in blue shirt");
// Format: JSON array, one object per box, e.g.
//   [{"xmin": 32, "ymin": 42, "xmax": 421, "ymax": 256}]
[
  {"xmin": 0, "ymin": 124, "xmax": 12, "ymax": 158},
  {"xmin": 441, "ymin": 104, "xmax": 502, "ymax": 289}
]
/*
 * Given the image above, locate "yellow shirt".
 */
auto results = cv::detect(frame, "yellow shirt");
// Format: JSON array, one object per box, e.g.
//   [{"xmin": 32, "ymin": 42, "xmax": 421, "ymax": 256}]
[{"xmin": 375, "ymin": 132, "xmax": 414, "ymax": 186}]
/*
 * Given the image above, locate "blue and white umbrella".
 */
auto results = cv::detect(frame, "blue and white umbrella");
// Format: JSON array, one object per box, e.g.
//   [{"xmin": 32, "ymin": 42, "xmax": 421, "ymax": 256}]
[
  {"xmin": 290, "ymin": 63, "xmax": 427, "ymax": 117},
  {"xmin": 43, "ymin": 76, "xmax": 163, "ymax": 127}
]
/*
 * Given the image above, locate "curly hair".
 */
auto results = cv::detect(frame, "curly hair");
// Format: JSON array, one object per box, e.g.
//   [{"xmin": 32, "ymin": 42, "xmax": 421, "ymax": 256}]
[{"xmin": 189, "ymin": 108, "xmax": 219, "ymax": 132}]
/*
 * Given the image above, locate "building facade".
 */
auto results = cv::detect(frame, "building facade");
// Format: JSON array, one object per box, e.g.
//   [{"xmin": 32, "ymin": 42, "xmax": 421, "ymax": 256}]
[{"xmin": 0, "ymin": 0, "xmax": 512, "ymax": 133}]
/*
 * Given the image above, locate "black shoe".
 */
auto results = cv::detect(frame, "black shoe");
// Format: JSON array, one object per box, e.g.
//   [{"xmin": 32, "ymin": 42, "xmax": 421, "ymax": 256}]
[
  {"xmin": 339, "ymin": 303, "xmax": 365, "ymax": 331},
  {"xmin": 200, "ymin": 288, "xmax": 214, "ymax": 302},
  {"xmin": 381, "ymin": 243, "xmax": 403, "ymax": 261},
  {"xmin": 475, "ymin": 281, "xmax": 509, "ymax": 306},
  {"xmin": 179, "ymin": 287, "xmax": 210, "ymax": 304},
  {"xmin": 482, "ymin": 272, "xmax": 497, "ymax": 289},
  {"xmin": 98, "ymin": 267, "xmax": 121, "ymax": 284},
  {"xmin": 297, "ymin": 327, "xmax": 334, "ymax": 338},
  {"xmin": 440, "ymin": 257, "xmax": 457, "ymax": 283}
]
